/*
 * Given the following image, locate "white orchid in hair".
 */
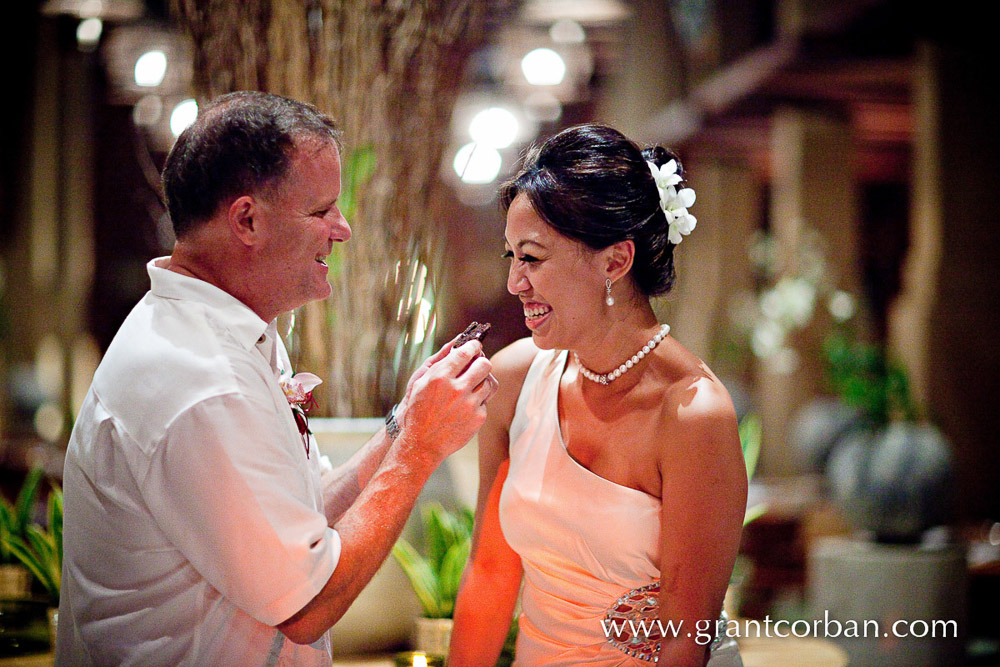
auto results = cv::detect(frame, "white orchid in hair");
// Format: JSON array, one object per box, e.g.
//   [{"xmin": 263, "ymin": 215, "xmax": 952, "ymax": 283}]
[
  {"xmin": 647, "ymin": 159, "xmax": 696, "ymax": 245},
  {"xmin": 648, "ymin": 159, "xmax": 683, "ymax": 189},
  {"xmin": 662, "ymin": 185, "xmax": 697, "ymax": 245}
]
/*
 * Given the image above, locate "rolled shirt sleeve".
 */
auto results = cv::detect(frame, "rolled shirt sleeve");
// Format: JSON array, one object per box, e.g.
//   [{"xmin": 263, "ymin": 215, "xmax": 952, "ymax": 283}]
[{"xmin": 141, "ymin": 391, "xmax": 340, "ymax": 627}]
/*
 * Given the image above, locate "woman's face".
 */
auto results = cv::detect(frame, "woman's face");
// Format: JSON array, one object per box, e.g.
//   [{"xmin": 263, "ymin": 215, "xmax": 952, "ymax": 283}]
[{"xmin": 504, "ymin": 193, "xmax": 606, "ymax": 350}]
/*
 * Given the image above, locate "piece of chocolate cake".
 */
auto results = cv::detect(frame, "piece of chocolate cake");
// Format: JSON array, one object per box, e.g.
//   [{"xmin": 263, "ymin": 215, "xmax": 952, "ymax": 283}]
[{"xmin": 453, "ymin": 321, "xmax": 491, "ymax": 348}]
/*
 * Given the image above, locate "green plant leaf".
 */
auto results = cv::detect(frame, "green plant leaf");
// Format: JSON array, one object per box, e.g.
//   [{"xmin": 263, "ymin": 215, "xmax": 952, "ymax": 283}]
[
  {"xmin": 743, "ymin": 503, "xmax": 768, "ymax": 526},
  {"xmin": 33, "ymin": 527, "xmax": 60, "ymax": 595},
  {"xmin": 0, "ymin": 474, "xmax": 62, "ymax": 601},
  {"xmin": 0, "ymin": 511, "xmax": 11, "ymax": 562},
  {"xmin": 49, "ymin": 485, "xmax": 63, "ymax": 571},
  {"xmin": 738, "ymin": 414, "xmax": 762, "ymax": 481},
  {"xmin": 25, "ymin": 525, "xmax": 56, "ymax": 566},
  {"xmin": 391, "ymin": 540, "xmax": 442, "ymax": 618},
  {"xmin": 423, "ymin": 503, "xmax": 459, "ymax": 574},
  {"xmin": 458, "ymin": 506, "xmax": 475, "ymax": 537},
  {"xmin": 5, "ymin": 534, "xmax": 58, "ymax": 599},
  {"xmin": 421, "ymin": 504, "xmax": 444, "ymax": 573},
  {"xmin": 394, "ymin": 503, "xmax": 474, "ymax": 619},
  {"xmin": 437, "ymin": 539, "xmax": 471, "ymax": 618},
  {"xmin": 15, "ymin": 467, "xmax": 44, "ymax": 534},
  {"xmin": 823, "ymin": 330, "xmax": 918, "ymax": 426},
  {"xmin": 339, "ymin": 144, "xmax": 376, "ymax": 223}
]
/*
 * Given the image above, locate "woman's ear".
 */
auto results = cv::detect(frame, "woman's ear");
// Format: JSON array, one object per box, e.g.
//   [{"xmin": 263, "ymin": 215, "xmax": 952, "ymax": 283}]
[{"xmin": 603, "ymin": 239, "xmax": 635, "ymax": 282}]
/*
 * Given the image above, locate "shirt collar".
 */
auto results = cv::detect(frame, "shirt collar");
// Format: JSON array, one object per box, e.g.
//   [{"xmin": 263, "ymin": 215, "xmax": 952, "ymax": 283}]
[{"xmin": 147, "ymin": 256, "xmax": 270, "ymax": 351}]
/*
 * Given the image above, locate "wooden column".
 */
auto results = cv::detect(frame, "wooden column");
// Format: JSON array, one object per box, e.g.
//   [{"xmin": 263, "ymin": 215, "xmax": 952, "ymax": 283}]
[
  {"xmin": 594, "ymin": 0, "xmax": 684, "ymax": 141},
  {"xmin": 759, "ymin": 108, "xmax": 861, "ymax": 476},
  {"xmin": 888, "ymin": 45, "xmax": 940, "ymax": 409},
  {"xmin": 664, "ymin": 160, "xmax": 759, "ymax": 371},
  {"xmin": 4, "ymin": 18, "xmax": 96, "ymax": 449},
  {"xmin": 890, "ymin": 42, "xmax": 1000, "ymax": 518}
]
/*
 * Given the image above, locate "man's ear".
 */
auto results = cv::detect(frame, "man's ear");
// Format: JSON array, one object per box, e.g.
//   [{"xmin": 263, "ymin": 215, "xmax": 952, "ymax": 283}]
[
  {"xmin": 227, "ymin": 195, "xmax": 258, "ymax": 247},
  {"xmin": 603, "ymin": 239, "xmax": 635, "ymax": 282}
]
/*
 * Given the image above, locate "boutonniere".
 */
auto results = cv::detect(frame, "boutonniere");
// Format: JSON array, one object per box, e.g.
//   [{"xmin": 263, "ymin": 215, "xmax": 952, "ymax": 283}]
[{"xmin": 279, "ymin": 371, "xmax": 322, "ymax": 458}]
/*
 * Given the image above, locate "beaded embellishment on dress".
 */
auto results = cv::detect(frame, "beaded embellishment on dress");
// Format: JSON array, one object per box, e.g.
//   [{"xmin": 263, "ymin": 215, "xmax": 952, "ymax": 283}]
[
  {"xmin": 604, "ymin": 580, "xmax": 726, "ymax": 663},
  {"xmin": 604, "ymin": 581, "xmax": 664, "ymax": 662}
]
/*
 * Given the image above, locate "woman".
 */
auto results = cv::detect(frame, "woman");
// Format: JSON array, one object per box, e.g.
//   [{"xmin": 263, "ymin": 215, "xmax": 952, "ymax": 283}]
[{"xmin": 449, "ymin": 125, "xmax": 747, "ymax": 666}]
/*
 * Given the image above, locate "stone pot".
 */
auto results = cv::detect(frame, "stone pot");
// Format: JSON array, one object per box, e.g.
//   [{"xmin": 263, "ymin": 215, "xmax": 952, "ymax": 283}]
[
  {"xmin": 809, "ymin": 536, "xmax": 966, "ymax": 666},
  {"xmin": 413, "ymin": 616, "xmax": 453, "ymax": 659},
  {"xmin": 48, "ymin": 606, "xmax": 59, "ymax": 647},
  {"xmin": 0, "ymin": 563, "xmax": 31, "ymax": 599},
  {"xmin": 826, "ymin": 421, "xmax": 952, "ymax": 542}
]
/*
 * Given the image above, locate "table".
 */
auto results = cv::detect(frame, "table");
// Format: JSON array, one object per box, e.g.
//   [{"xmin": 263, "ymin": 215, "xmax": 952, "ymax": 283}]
[
  {"xmin": 0, "ymin": 635, "xmax": 849, "ymax": 666},
  {"xmin": 739, "ymin": 636, "xmax": 849, "ymax": 667},
  {"xmin": 325, "ymin": 636, "xmax": 849, "ymax": 667}
]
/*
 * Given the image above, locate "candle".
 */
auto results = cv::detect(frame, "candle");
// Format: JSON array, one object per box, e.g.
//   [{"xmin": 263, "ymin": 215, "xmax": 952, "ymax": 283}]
[{"xmin": 393, "ymin": 651, "xmax": 444, "ymax": 667}]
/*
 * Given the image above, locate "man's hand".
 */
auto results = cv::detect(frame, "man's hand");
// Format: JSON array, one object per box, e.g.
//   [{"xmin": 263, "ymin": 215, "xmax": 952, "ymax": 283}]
[{"xmin": 394, "ymin": 337, "xmax": 498, "ymax": 463}]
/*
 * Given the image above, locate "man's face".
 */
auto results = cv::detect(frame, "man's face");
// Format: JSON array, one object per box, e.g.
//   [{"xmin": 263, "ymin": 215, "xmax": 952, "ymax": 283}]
[{"xmin": 253, "ymin": 139, "xmax": 351, "ymax": 318}]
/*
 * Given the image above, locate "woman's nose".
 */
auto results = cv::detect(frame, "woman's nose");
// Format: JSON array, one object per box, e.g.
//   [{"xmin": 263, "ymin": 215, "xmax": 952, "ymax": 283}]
[{"xmin": 507, "ymin": 262, "xmax": 528, "ymax": 295}]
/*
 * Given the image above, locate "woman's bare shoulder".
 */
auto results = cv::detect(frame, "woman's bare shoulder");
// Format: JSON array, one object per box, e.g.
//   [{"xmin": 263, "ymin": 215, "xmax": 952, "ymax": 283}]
[
  {"xmin": 657, "ymin": 343, "xmax": 740, "ymax": 457},
  {"xmin": 653, "ymin": 351, "xmax": 746, "ymax": 517},
  {"xmin": 667, "ymin": 368, "xmax": 736, "ymax": 422},
  {"xmin": 488, "ymin": 337, "xmax": 540, "ymax": 416},
  {"xmin": 478, "ymin": 338, "xmax": 540, "ymax": 466},
  {"xmin": 492, "ymin": 337, "xmax": 540, "ymax": 378}
]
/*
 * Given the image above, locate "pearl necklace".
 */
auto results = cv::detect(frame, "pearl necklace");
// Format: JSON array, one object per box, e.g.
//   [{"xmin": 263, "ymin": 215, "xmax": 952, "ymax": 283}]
[{"xmin": 573, "ymin": 324, "xmax": 670, "ymax": 386}]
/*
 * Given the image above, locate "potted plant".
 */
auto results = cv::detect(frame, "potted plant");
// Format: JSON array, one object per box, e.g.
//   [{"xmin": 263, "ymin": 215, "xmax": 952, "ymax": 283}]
[
  {"xmin": 0, "ymin": 467, "xmax": 45, "ymax": 599},
  {"xmin": 1, "ymin": 477, "xmax": 62, "ymax": 645},
  {"xmin": 808, "ymin": 332, "xmax": 964, "ymax": 666},
  {"xmin": 821, "ymin": 331, "xmax": 952, "ymax": 542},
  {"xmin": 391, "ymin": 502, "xmax": 473, "ymax": 659}
]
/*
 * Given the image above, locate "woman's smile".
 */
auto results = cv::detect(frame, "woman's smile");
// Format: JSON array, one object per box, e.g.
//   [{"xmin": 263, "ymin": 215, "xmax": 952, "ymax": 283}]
[{"xmin": 523, "ymin": 301, "xmax": 553, "ymax": 329}]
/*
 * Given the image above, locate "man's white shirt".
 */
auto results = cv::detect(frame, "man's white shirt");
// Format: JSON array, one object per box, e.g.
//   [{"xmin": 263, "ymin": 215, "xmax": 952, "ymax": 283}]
[{"xmin": 57, "ymin": 257, "xmax": 340, "ymax": 666}]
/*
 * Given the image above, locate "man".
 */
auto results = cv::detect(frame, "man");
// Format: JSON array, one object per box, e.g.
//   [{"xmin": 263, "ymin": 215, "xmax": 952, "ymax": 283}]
[{"xmin": 57, "ymin": 91, "xmax": 496, "ymax": 665}]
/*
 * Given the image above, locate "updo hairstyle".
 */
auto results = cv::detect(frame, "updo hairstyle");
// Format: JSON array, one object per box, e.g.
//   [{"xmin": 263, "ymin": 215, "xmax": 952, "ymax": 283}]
[{"xmin": 499, "ymin": 123, "xmax": 685, "ymax": 296}]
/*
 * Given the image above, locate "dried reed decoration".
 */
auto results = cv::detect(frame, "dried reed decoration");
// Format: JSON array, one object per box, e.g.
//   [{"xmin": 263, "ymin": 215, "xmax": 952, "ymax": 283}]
[{"xmin": 170, "ymin": 0, "xmax": 493, "ymax": 416}]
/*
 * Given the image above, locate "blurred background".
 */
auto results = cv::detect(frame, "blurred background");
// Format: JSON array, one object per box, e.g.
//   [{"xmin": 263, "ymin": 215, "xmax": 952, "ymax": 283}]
[{"xmin": 1, "ymin": 0, "xmax": 998, "ymax": 664}]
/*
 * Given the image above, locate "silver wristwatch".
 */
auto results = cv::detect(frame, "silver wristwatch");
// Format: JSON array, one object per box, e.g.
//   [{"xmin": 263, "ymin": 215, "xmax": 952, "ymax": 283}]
[{"xmin": 385, "ymin": 403, "xmax": 402, "ymax": 441}]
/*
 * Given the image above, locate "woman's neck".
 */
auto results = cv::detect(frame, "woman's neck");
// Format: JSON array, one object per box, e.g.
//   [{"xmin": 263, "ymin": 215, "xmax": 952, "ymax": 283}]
[{"xmin": 571, "ymin": 302, "xmax": 662, "ymax": 376}]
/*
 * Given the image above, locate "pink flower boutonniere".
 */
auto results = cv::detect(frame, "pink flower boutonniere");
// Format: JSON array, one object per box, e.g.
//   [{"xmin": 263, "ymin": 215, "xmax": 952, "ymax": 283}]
[{"xmin": 279, "ymin": 371, "xmax": 322, "ymax": 458}]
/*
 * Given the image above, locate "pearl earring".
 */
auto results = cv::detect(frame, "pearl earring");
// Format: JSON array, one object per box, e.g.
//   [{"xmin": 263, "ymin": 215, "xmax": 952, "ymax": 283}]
[{"xmin": 605, "ymin": 278, "xmax": 615, "ymax": 306}]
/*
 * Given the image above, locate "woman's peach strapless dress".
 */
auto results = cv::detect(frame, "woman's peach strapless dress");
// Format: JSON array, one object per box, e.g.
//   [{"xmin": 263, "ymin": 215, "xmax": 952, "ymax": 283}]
[{"xmin": 499, "ymin": 349, "xmax": 742, "ymax": 666}]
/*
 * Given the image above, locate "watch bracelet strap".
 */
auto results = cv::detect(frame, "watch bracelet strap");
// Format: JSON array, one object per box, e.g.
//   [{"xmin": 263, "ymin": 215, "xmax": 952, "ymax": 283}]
[{"xmin": 385, "ymin": 403, "xmax": 402, "ymax": 441}]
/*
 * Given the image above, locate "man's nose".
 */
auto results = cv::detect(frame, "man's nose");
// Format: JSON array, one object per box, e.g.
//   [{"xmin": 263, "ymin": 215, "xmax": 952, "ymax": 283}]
[{"xmin": 331, "ymin": 212, "xmax": 351, "ymax": 243}]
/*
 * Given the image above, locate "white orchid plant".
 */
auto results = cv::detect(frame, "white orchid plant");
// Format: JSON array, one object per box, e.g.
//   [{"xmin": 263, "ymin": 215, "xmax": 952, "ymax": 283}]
[{"xmin": 725, "ymin": 227, "xmax": 857, "ymax": 376}]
